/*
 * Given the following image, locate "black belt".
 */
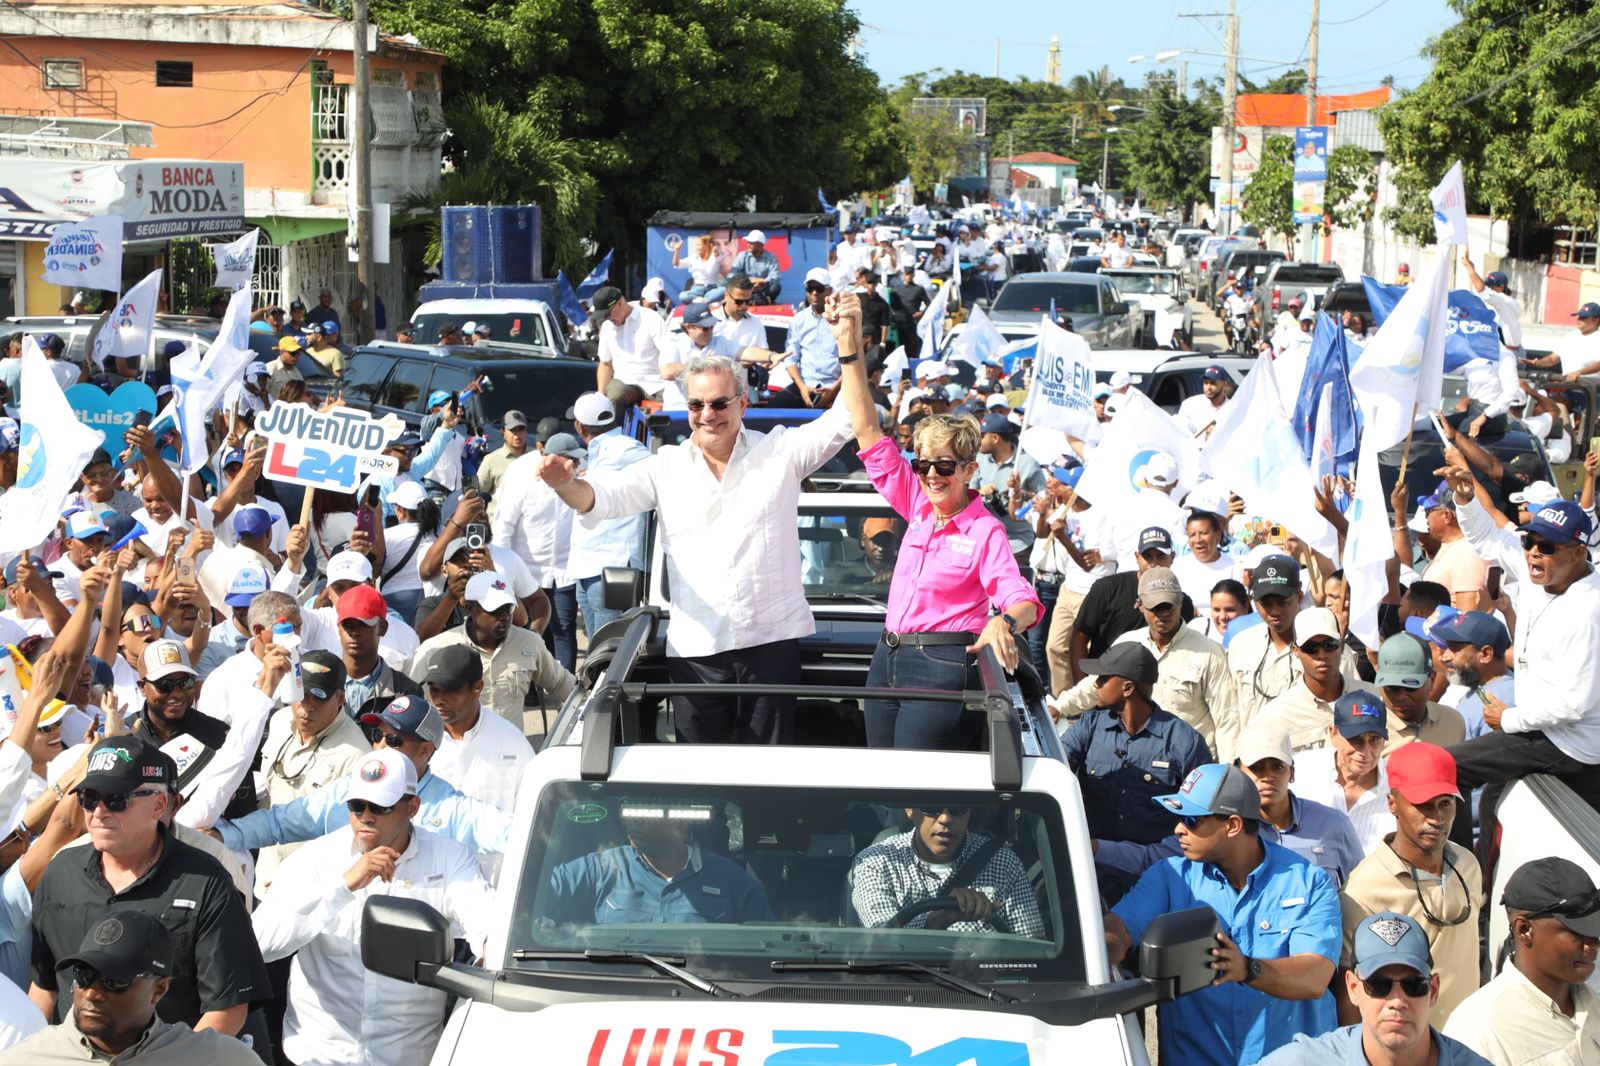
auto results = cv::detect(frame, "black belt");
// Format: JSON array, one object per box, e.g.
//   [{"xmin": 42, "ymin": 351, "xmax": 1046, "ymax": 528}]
[
  {"xmin": 881, "ymin": 630, "xmax": 979, "ymax": 648},
  {"xmin": 1035, "ymin": 572, "xmax": 1064, "ymax": 587}
]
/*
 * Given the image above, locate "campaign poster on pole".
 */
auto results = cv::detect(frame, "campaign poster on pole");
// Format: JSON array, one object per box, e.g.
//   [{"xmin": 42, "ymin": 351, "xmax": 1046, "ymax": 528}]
[
  {"xmin": 1293, "ymin": 126, "xmax": 1329, "ymax": 225},
  {"xmin": 250, "ymin": 403, "xmax": 401, "ymax": 494}
]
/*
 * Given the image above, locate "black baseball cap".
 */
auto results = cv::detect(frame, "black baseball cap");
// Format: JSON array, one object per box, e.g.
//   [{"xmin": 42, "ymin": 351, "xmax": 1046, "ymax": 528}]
[
  {"xmin": 76, "ymin": 736, "xmax": 175, "ymax": 795},
  {"xmin": 1250, "ymin": 554, "xmax": 1301, "ymax": 598},
  {"xmin": 60, "ymin": 911, "xmax": 173, "ymax": 980},
  {"xmin": 422, "ymin": 644, "xmax": 483, "ymax": 689},
  {"xmin": 300, "ymin": 650, "xmax": 346, "ymax": 701},
  {"xmin": 1502, "ymin": 858, "xmax": 1600, "ymax": 937},
  {"xmin": 1079, "ymin": 643, "xmax": 1160, "ymax": 684},
  {"xmin": 1137, "ymin": 527, "xmax": 1174, "ymax": 555},
  {"xmin": 590, "ymin": 286, "xmax": 624, "ymax": 316}
]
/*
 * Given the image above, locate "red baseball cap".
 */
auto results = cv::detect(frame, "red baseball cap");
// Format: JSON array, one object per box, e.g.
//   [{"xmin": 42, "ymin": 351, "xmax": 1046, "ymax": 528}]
[
  {"xmin": 1386, "ymin": 742, "xmax": 1461, "ymax": 805},
  {"xmin": 336, "ymin": 584, "xmax": 387, "ymax": 626}
]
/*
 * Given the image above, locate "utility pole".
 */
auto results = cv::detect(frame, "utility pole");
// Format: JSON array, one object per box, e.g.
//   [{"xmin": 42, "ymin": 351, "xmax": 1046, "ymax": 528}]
[
  {"xmin": 1302, "ymin": 0, "xmax": 1320, "ymax": 260},
  {"xmin": 994, "ymin": 37, "xmax": 1000, "ymax": 79},
  {"xmin": 351, "ymin": 0, "xmax": 376, "ymax": 344},
  {"xmin": 1219, "ymin": 0, "xmax": 1238, "ymax": 235}
]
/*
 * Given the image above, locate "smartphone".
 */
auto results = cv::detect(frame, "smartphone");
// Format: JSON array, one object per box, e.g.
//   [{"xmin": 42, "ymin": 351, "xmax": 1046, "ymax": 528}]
[
  {"xmin": 1269, "ymin": 524, "xmax": 1287, "ymax": 546},
  {"xmin": 354, "ymin": 507, "xmax": 377, "ymax": 539},
  {"xmin": 1486, "ymin": 565, "xmax": 1502, "ymax": 602},
  {"xmin": 363, "ymin": 484, "xmax": 380, "ymax": 509},
  {"xmin": 1474, "ymin": 685, "xmax": 1494, "ymax": 705},
  {"xmin": 175, "ymin": 555, "xmax": 196, "ymax": 585},
  {"xmin": 1589, "ymin": 435, "xmax": 1599, "ymax": 459},
  {"xmin": 131, "ymin": 410, "xmax": 153, "ymax": 429},
  {"xmin": 465, "ymin": 522, "xmax": 488, "ymax": 552}
]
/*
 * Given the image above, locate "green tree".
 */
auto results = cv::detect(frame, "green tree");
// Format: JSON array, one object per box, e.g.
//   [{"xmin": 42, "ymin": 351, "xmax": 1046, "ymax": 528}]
[
  {"xmin": 1241, "ymin": 133, "xmax": 1296, "ymax": 240},
  {"xmin": 898, "ymin": 105, "xmax": 968, "ymax": 190},
  {"xmin": 1324, "ymin": 144, "xmax": 1377, "ymax": 230},
  {"xmin": 1117, "ymin": 84, "xmax": 1216, "ymax": 208},
  {"xmin": 1379, "ymin": 0, "xmax": 1600, "ymax": 245}
]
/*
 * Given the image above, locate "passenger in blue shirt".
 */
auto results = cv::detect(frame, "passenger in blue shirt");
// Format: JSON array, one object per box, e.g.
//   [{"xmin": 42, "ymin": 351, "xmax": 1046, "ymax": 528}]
[
  {"xmin": 1257, "ymin": 910, "xmax": 1492, "ymax": 1065},
  {"xmin": 1433, "ymin": 610, "xmax": 1513, "ymax": 740},
  {"xmin": 773, "ymin": 269, "xmax": 840, "ymax": 408},
  {"xmin": 1105, "ymin": 763, "xmax": 1341, "ymax": 1066},
  {"xmin": 546, "ymin": 810, "xmax": 773, "ymax": 925}
]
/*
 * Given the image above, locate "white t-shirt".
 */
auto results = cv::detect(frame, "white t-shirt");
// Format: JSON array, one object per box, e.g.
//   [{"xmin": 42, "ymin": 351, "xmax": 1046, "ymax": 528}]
[
  {"xmin": 682, "ymin": 252, "xmax": 721, "ymax": 288},
  {"xmin": 986, "ymin": 251, "xmax": 1009, "ymax": 283},
  {"xmin": 1062, "ymin": 506, "xmax": 1118, "ymax": 595},
  {"xmin": 597, "ymin": 306, "xmax": 669, "ymax": 391},
  {"xmin": 1177, "ymin": 394, "xmax": 1228, "ymax": 436},
  {"xmin": 1170, "ymin": 551, "xmax": 1238, "ymax": 606},
  {"xmin": 1103, "ymin": 244, "xmax": 1134, "ymax": 269},
  {"xmin": 1551, "ymin": 327, "xmax": 1600, "ymax": 375},
  {"xmin": 378, "ymin": 522, "xmax": 433, "ymax": 595},
  {"xmin": 46, "ymin": 360, "xmax": 79, "ymax": 390}
]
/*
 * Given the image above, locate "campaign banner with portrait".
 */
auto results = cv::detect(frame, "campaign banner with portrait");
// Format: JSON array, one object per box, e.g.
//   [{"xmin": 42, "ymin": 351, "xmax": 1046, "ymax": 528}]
[
  {"xmin": 644, "ymin": 221, "xmax": 832, "ymax": 306},
  {"xmin": 1293, "ymin": 127, "xmax": 1329, "ymax": 225}
]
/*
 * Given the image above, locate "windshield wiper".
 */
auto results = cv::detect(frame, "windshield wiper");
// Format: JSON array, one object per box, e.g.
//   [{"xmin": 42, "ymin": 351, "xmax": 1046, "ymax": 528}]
[
  {"xmin": 769, "ymin": 960, "xmax": 1016, "ymax": 1003},
  {"xmin": 513, "ymin": 949, "xmax": 736, "ymax": 998},
  {"xmin": 808, "ymin": 592, "xmax": 886, "ymax": 606}
]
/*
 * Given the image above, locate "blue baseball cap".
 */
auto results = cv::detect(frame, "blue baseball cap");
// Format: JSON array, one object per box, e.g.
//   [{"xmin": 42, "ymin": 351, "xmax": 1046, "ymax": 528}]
[
  {"xmin": 232, "ymin": 504, "xmax": 278, "ymax": 539},
  {"xmin": 1484, "ymin": 270, "xmax": 1510, "ymax": 290},
  {"xmin": 1574, "ymin": 302, "xmax": 1600, "ymax": 321},
  {"xmin": 359, "ymin": 694, "xmax": 444, "ymax": 746},
  {"xmin": 64, "ymin": 512, "xmax": 110, "ymax": 541},
  {"xmin": 1403, "ymin": 605, "xmax": 1463, "ymax": 649},
  {"xmin": 1333, "ymin": 690, "xmax": 1388, "ymax": 740},
  {"xmin": 0, "ymin": 419, "xmax": 18, "ymax": 454},
  {"xmin": 1153, "ymin": 764, "xmax": 1262, "ymax": 820},
  {"xmin": 1432, "ymin": 610, "xmax": 1510, "ymax": 655},
  {"xmin": 426, "ymin": 390, "xmax": 452, "ymax": 410},
  {"xmin": 221, "ymin": 448, "xmax": 246, "ymax": 470},
  {"xmin": 322, "ymin": 320, "xmax": 340, "ymax": 335},
  {"xmin": 1138, "ymin": 526, "xmax": 1174, "ymax": 554},
  {"xmin": 3, "ymin": 555, "xmax": 59, "ymax": 584},
  {"xmin": 1418, "ymin": 480, "xmax": 1454, "ymax": 512},
  {"xmin": 1518, "ymin": 500, "xmax": 1593, "ymax": 545},
  {"xmin": 1049, "ymin": 463, "xmax": 1083, "ymax": 488},
  {"xmin": 681, "ymin": 302, "xmax": 716, "ymax": 329},
  {"xmin": 1352, "ymin": 912, "xmax": 1434, "ymax": 979},
  {"xmin": 1202, "ymin": 365, "xmax": 1226, "ymax": 381},
  {"xmin": 980, "ymin": 413, "xmax": 1015, "ymax": 437}
]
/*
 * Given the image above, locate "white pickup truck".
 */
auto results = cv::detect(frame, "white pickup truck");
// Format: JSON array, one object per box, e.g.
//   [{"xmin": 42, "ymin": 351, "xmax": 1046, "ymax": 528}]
[{"xmin": 359, "ymin": 607, "xmax": 1220, "ymax": 1065}]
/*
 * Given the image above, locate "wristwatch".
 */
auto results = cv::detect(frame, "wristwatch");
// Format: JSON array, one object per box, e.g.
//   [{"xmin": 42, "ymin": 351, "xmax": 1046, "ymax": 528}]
[
  {"xmin": 839, "ymin": 354, "xmax": 860, "ymax": 365},
  {"xmin": 1000, "ymin": 613, "xmax": 1020, "ymax": 635},
  {"xmin": 1243, "ymin": 956, "xmax": 1262, "ymax": 984}
]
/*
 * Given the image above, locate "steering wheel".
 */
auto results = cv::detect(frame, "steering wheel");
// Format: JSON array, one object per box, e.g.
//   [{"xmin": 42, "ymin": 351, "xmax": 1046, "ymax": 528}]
[{"xmin": 884, "ymin": 895, "xmax": 1011, "ymax": 934}]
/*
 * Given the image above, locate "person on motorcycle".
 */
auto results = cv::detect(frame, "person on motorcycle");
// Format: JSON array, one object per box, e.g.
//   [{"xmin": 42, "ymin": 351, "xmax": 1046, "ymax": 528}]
[{"xmin": 1222, "ymin": 280, "xmax": 1253, "ymax": 350}]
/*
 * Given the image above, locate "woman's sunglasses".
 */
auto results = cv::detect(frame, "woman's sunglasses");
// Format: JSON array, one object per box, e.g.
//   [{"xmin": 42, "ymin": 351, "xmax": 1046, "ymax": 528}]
[
  {"xmin": 1361, "ymin": 974, "xmax": 1431, "ymax": 999},
  {"xmin": 911, "ymin": 458, "xmax": 963, "ymax": 478}
]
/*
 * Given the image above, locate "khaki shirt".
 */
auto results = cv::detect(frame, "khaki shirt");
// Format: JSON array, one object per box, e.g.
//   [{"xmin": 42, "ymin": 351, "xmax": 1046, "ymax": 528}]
[
  {"xmin": 477, "ymin": 446, "xmax": 522, "ymax": 522},
  {"xmin": 0, "ymin": 1010, "xmax": 262, "ymax": 1064},
  {"xmin": 1342, "ymin": 838, "xmax": 1483, "ymax": 1025},
  {"xmin": 1382, "ymin": 701, "xmax": 1468, "ymax": 758},
  {"xmin": 411, "ymin": 624, "xmax": 576, "ymax": 726},
  {"xmin": 254, "ymin": 710, "xmax": 369, "ymax": 895},
  {"xmin": 1058, "ymin": 624, "xmax": 1238, "ymax": 761},
  {"xmin": 1444, "ymin": 961, "xmax": 1600, "ymax": 1066},
  {"xmin": 1228, "ymin": 623, "xmax": 1302, "ymax": 727},
  {"xmin": 1255, "ymin": 679, "xmax": 1378, "ymax": 754}
]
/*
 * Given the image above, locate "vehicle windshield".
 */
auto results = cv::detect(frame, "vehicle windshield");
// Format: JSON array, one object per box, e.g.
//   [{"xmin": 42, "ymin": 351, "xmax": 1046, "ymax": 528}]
[
  {"xmin": 412, "ymin": 312, "xmax": 550, "ymax": 348},
  {"xmin": 1272, "ymin": 265, "xmax": 1342, "ymax": 284},
  {"xmin": 797, "ymin": 499, "xmax": 901, "ymax": 605},
  {"xmin": 1104, "ymin": 272, "xmax": 1178, "ymax": 295},
  {"xmin": 992, "ymin": 283, "xmax": 1100, "ymax": 315},
  {"xmin": 508, "ymin": 782, "xmax": 1083, "ymax": 985}
]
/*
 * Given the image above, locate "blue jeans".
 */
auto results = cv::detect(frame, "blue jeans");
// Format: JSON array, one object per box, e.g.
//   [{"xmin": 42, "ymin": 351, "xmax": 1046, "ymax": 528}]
[
  {"xmin": 547, "ymin": 584, "xmax": 578, "ymax": 672},
  {"xmin": 865, "ymin": 637, "xmax": 983, "ymax": 751},
  {"xmin": 1028, "ymin": 579, "xmax": 1059, "ymax": 683},
  {"xmin": 384, "ymin": 588, "xmax": 422, "ymax": 626},
  {"xmin": 678, "ymin": 284, "xmax": 726, "ymax": 304},
  {"xmin": 576, "ymin": 574, "xmax": 624, "ymax": 639}
]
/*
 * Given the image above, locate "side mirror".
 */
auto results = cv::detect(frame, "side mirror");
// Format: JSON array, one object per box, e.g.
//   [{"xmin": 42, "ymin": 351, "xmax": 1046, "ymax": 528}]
[
  {"xmin": 602, "ymin": 566, "xmax": 644, "ymax": 611},
  {"xmin": 1138, "ymin": 906, "xmax": 1224, "ymax": 997},
  {"xmin": 1109, "ymin": 301, "xmax": 1131, "ymax": 317},
  {"xmin": 1176, "ymin": 291, "xmax": 1188, "ymax": 304},
  {"xmin": 362, "ymin": 896, "xmax": 451, "ymax": 984}
]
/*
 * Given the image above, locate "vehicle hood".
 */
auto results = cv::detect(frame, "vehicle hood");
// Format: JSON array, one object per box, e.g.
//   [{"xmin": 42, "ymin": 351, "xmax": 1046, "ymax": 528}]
[
  {"xmin": 990, "ymin": 309, "xmax": 1112, "ymax": 330},
  {"xmin": 438, "ymin": 1000, "xmax": 1138, "ymax": 1066}
]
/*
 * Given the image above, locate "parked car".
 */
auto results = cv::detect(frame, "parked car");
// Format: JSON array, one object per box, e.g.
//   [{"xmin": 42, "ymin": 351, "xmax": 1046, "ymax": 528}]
[
  {"xmin": 1207, "ymin": 248, "xmax": 1287, "ymax": 310},
  {"xmin": 1258, "ymin": 262, "xmax": 1346, "ymax": 344},
  {"xmin": 1187, "ymin": 235, "xmax": 1248, "ymax": 291},
  {"xmin": 985, "ymin": 273, "xmax": 1140, "ymax": 349},
  {"xmin": 1098, "ymin": 268, "xmax": 1193, "ymax": 348},
  {"xmin": 1321, "ymin": 279, "xmax": 1373, "ymax": 325},
  {"xmin": 409, "ymin": 298, "xmax": 569, "ymax": 356},
  {"xmin": 1088, "ymin": 351, "xmax": 1253, "ymax": 415}
]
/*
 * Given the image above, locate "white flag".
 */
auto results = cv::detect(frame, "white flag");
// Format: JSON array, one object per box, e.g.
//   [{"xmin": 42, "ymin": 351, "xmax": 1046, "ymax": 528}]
[
  {"xmin": 1022, "ymin": 316, "xmax": 1102, "ymax": 443},
  {"xmin": 877, "ymin": 345, "xmax": 909, "ymax": 388},
  {"xmin": 177, "ymin": 285, "xmax": 256, "ymax": 474},
  {"xmin": 1075, "ymin": 388, "xmax": 1201, "ymax": 507},
  {"xmin": 90, "ymin": 268, "xmax": 163, "ymax": 366},
  {"xmin": 1344, "ymin": 429, "xmax": 1395, "ymax": 645},
  {"xmin": 0, "ymin": 338, "xmax": 105, "ymax": 553},
  {"xmin": 1348, "ymin": 253, "xmax": 1450, "ymax": 450},
  {"xmin": 949, "ymin": 305, "xmax": 1008, "ymax": 368},
  {"xmin": 916, "ymin": 277, "xmax": 954, "ymax": 361},
  {"xmin": 40, "ymin": 215, "xmax": 123, "ymax": 292},
  {"xmin": 210, "ymin": 228, "xmax": 260, "ymax": 291},
  {"xmin": 1430, "ymin": 161, "xmax": 1468, "ymax": 247},
  {"xmin": 1203, "ymin": 356, "xmax": 1337, "ymax": 558}
]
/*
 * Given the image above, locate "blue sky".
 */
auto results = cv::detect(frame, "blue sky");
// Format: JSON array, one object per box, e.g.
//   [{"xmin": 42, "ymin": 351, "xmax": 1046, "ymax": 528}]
[{"xmin": 850, "ymin": 0, "xmax": 1457, "ymax": 96}]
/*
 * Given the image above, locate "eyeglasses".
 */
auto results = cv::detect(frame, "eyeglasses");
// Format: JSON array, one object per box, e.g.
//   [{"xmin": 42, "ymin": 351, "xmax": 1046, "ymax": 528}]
[
  {"xmin": 142, "ymin": 676, "xmax": 195, "ymax": 694},
  {"xmin": 347, "ymin": 798, "xmax": 398, "ymax": 816},
  {"xmin": 1527, "ymin": 889, "xmax": 1600, "ymax": 922},
  {"xmin": 75, "ymin": 787, "xmax": 163, "ymax": 813},
  {"xmin": 70, "ymin": 964, "xmax": 148, "ymax": 995},
  {"xmin": 804, "ymin": 283, "xmax": 828, "ymax": 293},
  {"xmin": 121, "ymin": 616, "xmax": 163, "ymax": 635},
  {"xmin": 1300, "ymin": 638, "xmax": 1341, "ymax": 655},
  {"xmin": 911, "ymin": 458, "xmax": 963, "ymax": 478},
  {"xmin": 1361, "ymin": 973, "xmax": 1432, "ymax": 999},
  {"xmin": 1520, "ymin": 533, "xmax": 1568, "ymax": 556},
  {"xmin": 686, "ymin": 396, "xmax": 739, "ymax": 413},
  {"xmin": 917, "ymin": 806, "xmax": 971, "ymax": 819},
  {"xmin": 728, "ymin": 296, "xmax": 751, "ymax": 306},
  {"xmin": 38, "ymin": 721, "xmax": 60, "ymax": 734}
]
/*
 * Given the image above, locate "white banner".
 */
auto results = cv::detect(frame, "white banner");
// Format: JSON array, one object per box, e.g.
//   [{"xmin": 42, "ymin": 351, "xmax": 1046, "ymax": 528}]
[
  {"xmin": 916, "ymin": 275, "xmax": 953, "ymax": 359},
  {"xmin": 40, "ymin": 215, "xmax": 123, "ymax": 291},
  {"xmin": 1430, "ymin": 160, "xmax": 1468, "ymax": 247},
  {"xmin": 0, "ymin": 338, "xmax": 105, "ymax": 552},
  {"xmin": 1022, "ymin": 316, "xmax": 1102, "ymax": 442},
  {"xmin": 0, "ymin": 159, "xmax": 244, "ymax": 241},
  {"xmin": 91, "ymin": 268, "xmax": 163, "ymax": 364},
  {"xmin": 210, "ymin": 228, "xmax": 259, "ymax": 290},
  {"xmin": 251, "ymin": 402, "xmax": 400, "ymax": 494}
]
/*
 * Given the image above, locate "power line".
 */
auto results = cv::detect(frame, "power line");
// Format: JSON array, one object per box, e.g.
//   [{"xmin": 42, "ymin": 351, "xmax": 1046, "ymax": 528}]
[{"xmin": 1323, "ymin": 0, "xmax": 1393, "ymax": 27}]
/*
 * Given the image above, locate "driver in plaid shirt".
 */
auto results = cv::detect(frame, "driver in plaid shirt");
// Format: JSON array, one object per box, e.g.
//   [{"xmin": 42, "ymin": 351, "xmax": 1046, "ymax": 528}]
[{"xmin": 849, "ymin": 804, "xmax": 1045, "ymax": 937}]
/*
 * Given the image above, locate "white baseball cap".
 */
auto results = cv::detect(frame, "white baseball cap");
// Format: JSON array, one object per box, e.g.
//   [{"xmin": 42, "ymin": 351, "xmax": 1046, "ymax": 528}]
[
  {"xmin": 641, "ymin": 277, "xmax": 666, "ymax": 301},
  {"xmin": 1109, "ymin": 369, "xmax": 1133, "ymax": 390},
  {"xmin": 985, "ymin": 394, "xmax": 1009, "ymax": 410},
  {"xmin": 804, "ymin": 267, "xmax": 830, "ymax": 287},
  {"xmin": 1510, "ymin": 480, "xmax": 1561, "ymax": 508},
  {"xmin": 224, "ymin": 564, "xmax": 268, "ymax": 608},
  {"xmin": 386, "ymin": 481, "xmax": 428, "ymax": 510},
  {"xmin": 1185, "ymin": 480, "xmax": 1231, "ymax": 519},
  {"xmin": 465, "ymin": 570, "xmax": 517, "ymax": 612},
  {"xmin": 347, "ymin": 748, "xmax": 418, "ymax": 809},
  {"xmin": 461, "ymin": 321, "xmax": 479, "ymax": 333},
  {"xmin": 1142, "ymin": 452, "xmax": 1179, "ymax": 488},
  {"xmin": 570, "ymin": 392, "xmax": 617, "ymax": 428},
  {"xmin": 1292, "ymin": 606, "xmax": 1341, "ymax": 646},
  {"xmin": 326, "ymin": 551, "xmax": 374, "ymax": 586},
  {"xmin": 745, "ymin": 229, "xmax": 767, "ymax": 244}
]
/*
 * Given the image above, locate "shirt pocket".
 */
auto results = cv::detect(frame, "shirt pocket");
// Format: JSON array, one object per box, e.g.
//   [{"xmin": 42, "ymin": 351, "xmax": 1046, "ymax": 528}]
[
  {"xmin": 599, "ymin": 889, "xmax": 648, "ymax": 923},
  {"xmin": 156, "ymin": 902, "xmax": 198, "ymax": 966}
]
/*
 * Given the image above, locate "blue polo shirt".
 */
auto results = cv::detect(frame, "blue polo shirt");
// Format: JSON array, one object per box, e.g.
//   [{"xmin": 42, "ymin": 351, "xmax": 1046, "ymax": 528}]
[
  {"xmin": 547, "ymin": 845, "xmax": 774, "ymax": 925},
  {"xmin": 1256, "ymin": 1024, "xmax": 1493, "ymax": 1065},
  {"xmin": 1452, "ymin": 673, "xmax": 1513, "ymax": 739},
  {"xmin": 1264, "ymin": 794, "xmax": 1365, "ymax": 889},
  {"xmin": 1062, "ymin": 706, "xmax": 1212, "ymax": 844},
  {"xmin": 786, "ymin": 307, "xmax": 841, "ymax": 389},
  {"xmin": 1112, "ymin": 841, "xmax": 1341, "ymax": 1066}
]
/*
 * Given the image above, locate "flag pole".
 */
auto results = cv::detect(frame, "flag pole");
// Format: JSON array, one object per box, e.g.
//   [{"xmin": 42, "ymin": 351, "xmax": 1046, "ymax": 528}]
[{"xmin": 1395, "ymin": 404, "xmax": 1419, "ymax": 483}]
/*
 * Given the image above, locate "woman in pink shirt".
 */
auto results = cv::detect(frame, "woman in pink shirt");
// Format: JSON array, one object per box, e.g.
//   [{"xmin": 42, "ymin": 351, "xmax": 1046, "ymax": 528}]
[{"xmin": 828, "ymin": 293, "xmax": 1041, "ymax": 750}]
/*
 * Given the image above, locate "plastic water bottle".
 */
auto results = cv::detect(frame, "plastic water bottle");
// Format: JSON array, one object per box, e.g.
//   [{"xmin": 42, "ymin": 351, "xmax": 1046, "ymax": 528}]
[{"xmin": 272, "ymin": 618, "xmax": 303, "ymax": 704}]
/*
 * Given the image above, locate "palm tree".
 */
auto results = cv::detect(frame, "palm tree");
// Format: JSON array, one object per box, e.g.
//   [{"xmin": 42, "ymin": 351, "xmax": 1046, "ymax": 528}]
[{"xmin": 1063, "ymin": 65, "xmax": 1128, "ymax": 132}]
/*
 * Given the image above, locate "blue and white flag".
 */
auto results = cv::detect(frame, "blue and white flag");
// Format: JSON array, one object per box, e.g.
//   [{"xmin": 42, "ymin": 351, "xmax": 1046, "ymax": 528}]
[
  {"xmin": 41, "ymin": 214, "xmax": 123, "ymax": 292},
  {"xmin": 1430, "ymin": 160, "xmax": 1468, "ymax": 246},
  {"xmin": 1349, "ymin": 254, "xmax": 1450, "ymax": 450},
  {"xmin": 1076, "ymin": 388, "xmax": 1200, "ymax": 507},
  {"xmin": 90, "ymin": 268, "xmax": 163, "ymax": 366},
  {"xmin": 576, "ymin": 249, "xmax": 613, "ymax": 298},
  {"xmin": 916, "ymin": 274, "xmax": 954, "ymax": 360},
  {"xmin": 555, "ymin": 270, "xmax": 587, "ymax": 328},
  {"xmin": 209, "ymin": 228, "xmax": 260, "ymax": 291},
  {"xmin": 1021, "ymin": 316, "xmax": 1101, "ymax": 443},
  {"xmin": 0, "ymin": 337, "xmax": 105, "ymax": 552},
  {"xmin": 949, "ymin": 305, "xmax": 1007, "ymax": 369},
  {"xmin": 177, "ymin": 285, "xmax": 256, "ymax": 474},
  {"xmin": 818, "ymin": 188, "xmax": 835, "ymax": 214},
  {"xmin": 1362, "ymin": 277, "xmax": 1499, "ymax": 371},
  {"xmin": 1292, "ymin": 311, "xmax": 1358, "ymax": 470}
]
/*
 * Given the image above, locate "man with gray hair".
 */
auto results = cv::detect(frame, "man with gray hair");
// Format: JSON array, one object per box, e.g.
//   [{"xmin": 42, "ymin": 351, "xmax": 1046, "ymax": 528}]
[{"xmin": 537, "ymin": 355, "xmax": 850, "ymax": 742}]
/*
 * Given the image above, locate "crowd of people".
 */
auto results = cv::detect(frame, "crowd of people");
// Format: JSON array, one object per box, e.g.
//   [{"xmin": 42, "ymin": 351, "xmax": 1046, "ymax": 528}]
[{"xmin": 0, "ymin": 191, "xmax": 1590, "ymax": 1064}]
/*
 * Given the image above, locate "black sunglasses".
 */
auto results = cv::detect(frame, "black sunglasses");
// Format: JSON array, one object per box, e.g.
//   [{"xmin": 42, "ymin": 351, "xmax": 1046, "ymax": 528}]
[
  {"xmin": 1300, "ymin": 638, "xmax": 1341, "ymax": 655},
  {"xmin": 1178, "ymin": 814, "xmax": 1221, "ymax": 830},
  {"xmin": 70, "ymin": 963, "xmax": 146, "ymax": 995},
  {"xmin": 804, "ymin": 282, "xmax": 828, "ymax": 293},
  {"xmin": 76, "ymin": 787, "xmax": 163, "ymax": 813},
  {"xmin": 686, "ymin": 396, "xmax": 739, "ymax": 413},
  {"xmin": 911, "ymin": 458, "xmax": 963, "ymax": 478},
  {"xmin": 1520, "ymin": 533, "xmax": 1569, "ymax": 556},
  {"xmin": 142, "ymin": 676, "xmax": 195, "ymax": 694},
  {"xmin": 1361, "ymin": 974, "xmax": 1431, "ymax": 999},
  {"xmin": 1528, "ymin": 889, "xmax": 1600, "ymax": 921},
  {"xmin": 728, "ymin": 296, "xmax": 752, "ymax": 306},
  {"xmin": 917, "ymin": 806, "xmax": 971, "ymax": 819},
  {"xmin": 347, "ymin": 799, "xmax": 398, "ymax": 816},
  {"xmin": 380, "ymin": 732, "xmax": 413, "ymax": 749}
]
